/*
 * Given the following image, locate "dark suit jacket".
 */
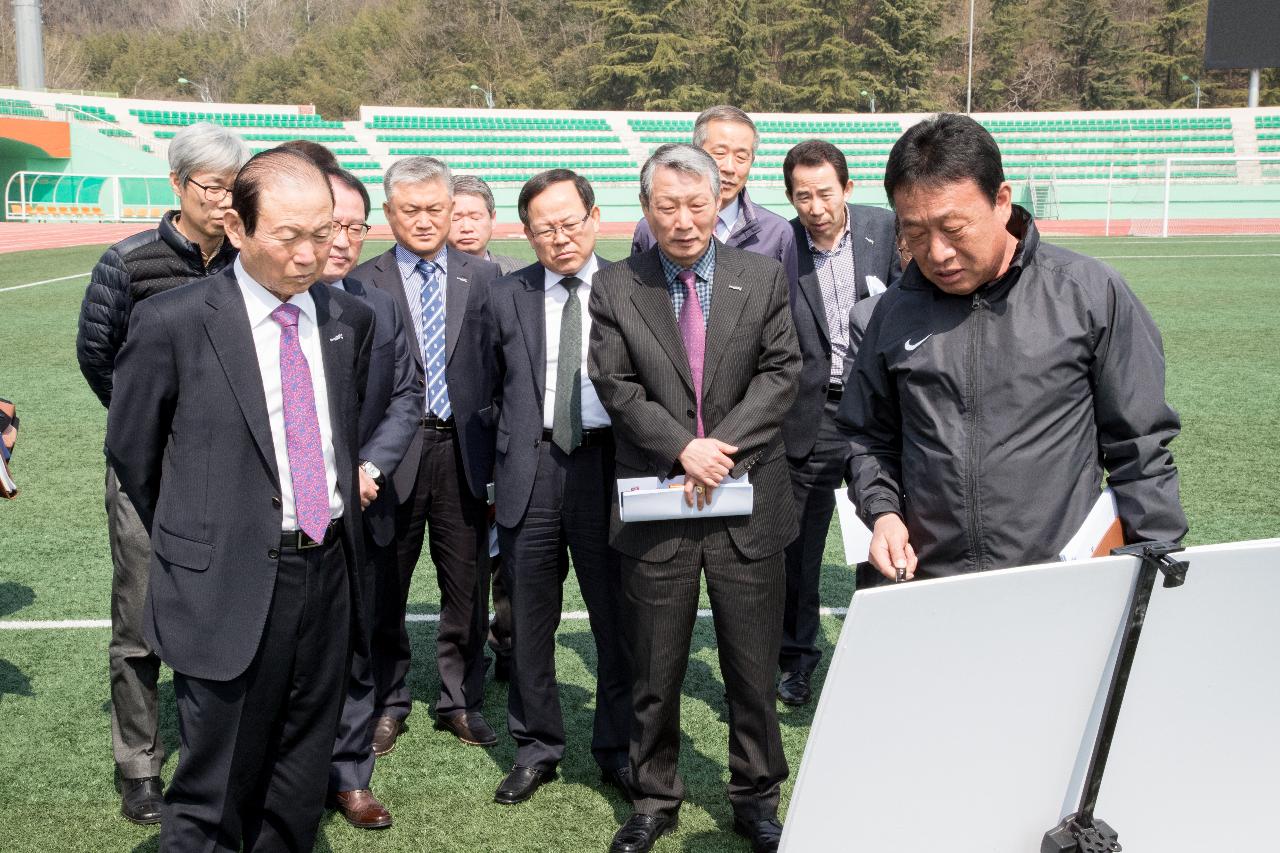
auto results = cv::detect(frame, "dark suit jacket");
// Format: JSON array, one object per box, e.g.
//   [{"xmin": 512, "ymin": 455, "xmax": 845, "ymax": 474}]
[
  {"xmin": 105, "ymin": 268, "xmax": 375, "ymax": 682},
  {"xmin": 352, "ymin": 246, "xmax": 500, "ymax": 501},
  {"xmin": 587, "ymin": 244, "xmax": 801, "ymax": 563},
  {"xmin": 337, "ymin": 276, "xmax": 422, "ymax": 549},
  {"xmin": 458, "ymin": 257, "xmax": 609, "ymax": 529},
  {"xmin": 784, "ymin": 203, "xmax": 901, "ymax": 461}
]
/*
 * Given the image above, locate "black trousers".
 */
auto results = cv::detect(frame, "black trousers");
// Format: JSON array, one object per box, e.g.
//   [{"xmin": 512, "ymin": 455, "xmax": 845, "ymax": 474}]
[
  {"xmin": 781, "ymin": 398, "xmax": 849, "ymax": 675},
  {"xmin": 375, "ymin": 425, "xmax": 488, "ymax": 719},
  {"xmin": 624, "ymin": 525, "xmax": 788, "ymax": 822},
  {"xmin": 488, "ymin": 555, "xmax": 513, "ymax": 666},
  {"xmin": 328, "ymin": 536, "xmax": 394, "ymax": 793},
  {"xmin": 160, "ymin": 534, "xmax": 350, "ymax": 853},
  {"xmin": 499, "ymin": 438, "xmax": 631, "ymax": 773}
]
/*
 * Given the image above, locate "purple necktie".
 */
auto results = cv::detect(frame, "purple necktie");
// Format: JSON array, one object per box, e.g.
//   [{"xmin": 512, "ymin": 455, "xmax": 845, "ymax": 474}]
[
  {"xmin": 270, "ymin": 303, "xmax": 330, "ymax": 542},
  {"xmin": 677, "ymin": 269, "xmax": 706, "ymax": 437}
]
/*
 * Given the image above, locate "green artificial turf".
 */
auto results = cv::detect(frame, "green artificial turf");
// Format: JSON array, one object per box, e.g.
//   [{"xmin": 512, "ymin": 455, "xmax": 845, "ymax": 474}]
[{"xmin": 1, "ymin": 234, "xmax": 1277, "ymax": 851}]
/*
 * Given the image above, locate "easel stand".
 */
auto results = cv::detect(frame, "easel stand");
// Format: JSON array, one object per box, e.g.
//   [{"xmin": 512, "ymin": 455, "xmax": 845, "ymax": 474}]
[{"xmin": 1042, "ymin": 541, "xmax": 1190, "ymax": 853}]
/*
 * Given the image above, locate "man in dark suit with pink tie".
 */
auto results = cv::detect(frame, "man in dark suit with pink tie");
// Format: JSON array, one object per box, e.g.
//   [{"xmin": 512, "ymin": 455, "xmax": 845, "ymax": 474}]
[{"xmin": 588, "ymin": 144, "xmax": 802, "ymax": 853}]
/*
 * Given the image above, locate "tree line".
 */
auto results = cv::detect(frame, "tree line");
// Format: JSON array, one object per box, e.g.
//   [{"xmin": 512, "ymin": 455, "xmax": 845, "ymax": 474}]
[{"xmin": 2, "ymin": 0, "xmax": 1276, "ymax": 118}]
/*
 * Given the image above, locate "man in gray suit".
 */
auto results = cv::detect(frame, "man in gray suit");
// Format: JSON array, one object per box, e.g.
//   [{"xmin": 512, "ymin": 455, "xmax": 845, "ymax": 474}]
[
  {"xmin": 776, "ymin": 140, "xmax": 902, "ymax": 706},
  {"xmin": 352, "ymin": 157, "xmax": 501, "ymax": 754},
  {"xmin": 449, "ymin": 175, "xmax": 524, "ymax": 274},
  {"xmin": 589, "ymin": 144, "xmax": 801, "ymax": 853},
  {"xmin": 456, "ymin": 169, "xmax": 633, "ymax": 807}
]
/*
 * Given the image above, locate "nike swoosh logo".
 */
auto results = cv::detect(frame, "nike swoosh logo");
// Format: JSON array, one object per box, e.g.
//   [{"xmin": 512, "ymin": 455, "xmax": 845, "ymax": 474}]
[{"xmin": 904, "ymin": 334, "xmax": 933, "ymax": 351}]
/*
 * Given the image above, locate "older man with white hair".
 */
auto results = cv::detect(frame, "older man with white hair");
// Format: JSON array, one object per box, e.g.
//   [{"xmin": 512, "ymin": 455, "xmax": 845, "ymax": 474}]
[
  {"xmin": 75, "ymin": 120, "xmax": 250, "ymax": 825},
  {"xmin": 589, "ymin": 144, "xmax": 801, "ymax": 853},
  {"xmin": 352, "ymin": 157, "xmax": 502, "ymax": 754}
]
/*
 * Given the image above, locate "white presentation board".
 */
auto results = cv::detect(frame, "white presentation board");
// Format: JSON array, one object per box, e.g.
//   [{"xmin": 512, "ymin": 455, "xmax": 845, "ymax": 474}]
[
  {"xmin": 781, "ymin": 539, "xmax": 1280, "ymax": 852},
  {"xmin": 1095, "ymin": 539, "xmax": 1280, "ymax": 849}
]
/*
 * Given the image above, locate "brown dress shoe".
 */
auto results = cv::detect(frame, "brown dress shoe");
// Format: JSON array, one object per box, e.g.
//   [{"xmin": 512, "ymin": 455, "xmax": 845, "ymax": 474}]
[
  {"xmin": 435, "ymin": 710, "xmax": 498, "ymax": 746},
  {"xmin": 328, "ymin": 789, "xmax": 392, "ymax": 830},
  {"xmin": 371, "ymin": 715, "xmax": 404, "ymax": 756}
]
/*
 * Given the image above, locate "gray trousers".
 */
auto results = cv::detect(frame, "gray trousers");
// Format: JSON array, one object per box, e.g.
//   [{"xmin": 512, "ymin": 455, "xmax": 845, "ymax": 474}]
[{"xmin": 106, "ymin": 464, "xmax": 163, "ymax": 779}]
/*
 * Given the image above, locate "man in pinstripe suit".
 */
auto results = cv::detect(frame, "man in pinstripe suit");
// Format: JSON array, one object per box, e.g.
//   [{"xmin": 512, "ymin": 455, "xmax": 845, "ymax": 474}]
[{"xmin": 588, "ymin": 144, "xmax": 801, "ymax": 853}]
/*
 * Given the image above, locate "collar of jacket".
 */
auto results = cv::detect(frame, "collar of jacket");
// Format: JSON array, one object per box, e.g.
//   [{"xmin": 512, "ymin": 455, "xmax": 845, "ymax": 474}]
[
  {"xmin": 899, "ymin": 204, "xmax": 1039, "ymax": 300},
  {"xmin": 158, "ymin": 209, "xmax": 236, "ymax": 273},
  {"xmin": 732, "ymin": 187, "xmax": 762, "ymax": 242}
]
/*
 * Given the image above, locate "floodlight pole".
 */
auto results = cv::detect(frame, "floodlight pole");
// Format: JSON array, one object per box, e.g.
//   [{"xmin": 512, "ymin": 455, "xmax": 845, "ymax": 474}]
[
  {"xmin": 12, "ymin": 0, "xmax": 46, "ymax": 91},
  {"xmin": 470, "ymin": 84, "xmax": 495, "ymax": 109},
  {"xmin": 965, "ymin": 0, "xmax": 976, "ymax": 113},
  {"xmin": 1248, "ymin": 70, "xmax": 1260, "ymax": 109},
  {"xmin": 860, "ymin": 89, "xmax": 876, "ymax": 113}
]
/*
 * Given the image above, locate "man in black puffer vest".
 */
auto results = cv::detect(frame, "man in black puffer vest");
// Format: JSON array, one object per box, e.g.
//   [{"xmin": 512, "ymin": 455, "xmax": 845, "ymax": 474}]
[{"xmin": 75, "ymin": 121, "xmax": 249, "ymax": 826}]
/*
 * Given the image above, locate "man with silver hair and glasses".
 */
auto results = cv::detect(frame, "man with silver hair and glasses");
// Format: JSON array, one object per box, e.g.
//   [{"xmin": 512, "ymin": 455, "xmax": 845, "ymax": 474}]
[
  {"xmin": 631, "ymin": 105, "xmax": 797, "ymax": 289},
  {"xmin": 75, "ymin": 120, "xmax": 249, "ymax": 825},
  {"xmin": 449, "ymin": 174, "xmax": 523, "ymax": 275},
  {"xmin": 589, "ymin": 144, "xmax": 801, "ymax": 853},
  {"xmin": 352, "ymin": 157, "xmax": 502, "ymax": 755}
]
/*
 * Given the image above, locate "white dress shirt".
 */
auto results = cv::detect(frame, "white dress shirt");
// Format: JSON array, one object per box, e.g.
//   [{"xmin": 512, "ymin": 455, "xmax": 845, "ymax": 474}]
[
  {"xmin": 234, "ymin": 258, "xmax": 344, "ymax": 530},
  {"xmin": 543, "ymin": 256, "xmax": 611, "ymax": 430},
  {"xmin": 716, "ymin": 193, "xmax": 741, "ymax": 242}
]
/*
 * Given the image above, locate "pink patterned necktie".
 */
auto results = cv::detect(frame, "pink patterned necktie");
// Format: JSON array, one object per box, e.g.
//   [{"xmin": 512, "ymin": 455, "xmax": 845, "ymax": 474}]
[
  {"xmin": 677, "ymin": 269, "xmax": 706, "ymax": 437},
  {"xmin": 270, "ymin": 303, "xmax": 330, "ymax": 542}
]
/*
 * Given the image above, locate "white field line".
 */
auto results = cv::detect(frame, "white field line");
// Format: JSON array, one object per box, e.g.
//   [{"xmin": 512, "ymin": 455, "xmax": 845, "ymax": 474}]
[
  {"xmin": 1, "ymin": 606, "xmax": 851, "ymax": 631},
  {"xmin": 0, "ymin": 271, "xmax": 90, "ymax": 293},
  {"xmin": 1092, "ymin": 252, "xmax": 1280, "ymax": 259}
]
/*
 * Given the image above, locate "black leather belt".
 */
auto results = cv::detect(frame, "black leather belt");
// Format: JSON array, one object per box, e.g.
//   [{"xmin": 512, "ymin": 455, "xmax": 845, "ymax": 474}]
[
  {"xmin": 421, "ymin": 414, "xmax": 455, "ymax": 431},
  {"xmin": 280, "ymin": 518, "xmax": 342, "ymax": 550},
  {"xmin": 541, "ymin": 427, "xmax": 613, "ymax": 448},
  {"xmin": 826, "ymin": 382, "xmax": 844, "ymax": 402}
]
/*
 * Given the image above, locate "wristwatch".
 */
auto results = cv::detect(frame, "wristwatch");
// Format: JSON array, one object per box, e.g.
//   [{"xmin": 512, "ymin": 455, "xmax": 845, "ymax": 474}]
[{"xmin": 359, "ymin": 460, "xmax": 384, "ymax": 486}]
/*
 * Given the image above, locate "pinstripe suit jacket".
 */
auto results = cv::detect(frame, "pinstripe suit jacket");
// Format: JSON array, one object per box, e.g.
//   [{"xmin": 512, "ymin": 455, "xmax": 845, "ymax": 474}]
[{"xmin": 587, "ymin": 243, "xmax": 802, "ymax": 563}]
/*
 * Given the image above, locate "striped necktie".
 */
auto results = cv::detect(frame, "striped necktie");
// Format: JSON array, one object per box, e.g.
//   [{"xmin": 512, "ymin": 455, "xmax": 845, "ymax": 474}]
[{"xmin": 417, "ymin": 259, "xmax": 451, "ymax": 419}]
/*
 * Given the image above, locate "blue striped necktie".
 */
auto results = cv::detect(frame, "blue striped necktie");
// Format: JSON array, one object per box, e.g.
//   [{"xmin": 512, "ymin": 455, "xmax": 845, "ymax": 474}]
[{"xmin": 417, "ymin": 259, "xmax": 451, "ymax": 419}]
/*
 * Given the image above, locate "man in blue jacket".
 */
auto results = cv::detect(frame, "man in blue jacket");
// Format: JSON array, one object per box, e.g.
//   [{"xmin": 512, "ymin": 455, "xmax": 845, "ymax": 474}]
[{"xmin": 631, "ymin": 105, "xmax": 796, "ymax": 289}]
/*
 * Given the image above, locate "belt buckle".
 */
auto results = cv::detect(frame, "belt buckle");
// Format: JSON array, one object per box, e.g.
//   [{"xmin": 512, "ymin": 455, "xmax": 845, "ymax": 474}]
[{"xmin": 297, "ymin": 530, "xmax": 322, "ymax": 549}]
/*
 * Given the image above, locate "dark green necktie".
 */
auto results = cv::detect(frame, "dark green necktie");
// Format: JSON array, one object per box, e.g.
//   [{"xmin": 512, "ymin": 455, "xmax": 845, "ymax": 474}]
[{"xmin": 552, "ymin": 276, "xmax": 584, "ymax": 454}]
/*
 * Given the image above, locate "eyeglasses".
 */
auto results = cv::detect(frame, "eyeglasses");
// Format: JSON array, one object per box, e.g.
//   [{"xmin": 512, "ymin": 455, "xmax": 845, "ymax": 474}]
[
  {"xmin": 186, "ymin": 178, "xmax": 231, "ymax": 202},
  {"xmin": 332, "ymin": 221, "xmax": 370, "ymax": 239},
  {"xmin": 530, "ymin": 215, "xmax": 590, "ymax": 242}
]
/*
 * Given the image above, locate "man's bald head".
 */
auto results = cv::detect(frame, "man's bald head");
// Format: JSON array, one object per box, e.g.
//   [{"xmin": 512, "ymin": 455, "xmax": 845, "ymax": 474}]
[{"xmin": 230, "ymin": 148, "xmax": 334, "ymax": 237}]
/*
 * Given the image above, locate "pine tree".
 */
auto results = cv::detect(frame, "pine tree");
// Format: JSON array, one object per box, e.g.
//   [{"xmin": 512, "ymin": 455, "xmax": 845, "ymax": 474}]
[
  {"xmin": 860, "ymin": 0, "xmax": 949, "ymax": 113},
  {"xmin": 1052, "ymin": 0, "xmax": 1135, "ymax": 109}
]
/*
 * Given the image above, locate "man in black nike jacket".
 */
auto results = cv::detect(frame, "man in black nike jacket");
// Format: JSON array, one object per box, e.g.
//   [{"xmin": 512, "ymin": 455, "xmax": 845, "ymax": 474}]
[{"xmin": 838, "ymin": 113, "xmax": 1187, "ymax": 581}]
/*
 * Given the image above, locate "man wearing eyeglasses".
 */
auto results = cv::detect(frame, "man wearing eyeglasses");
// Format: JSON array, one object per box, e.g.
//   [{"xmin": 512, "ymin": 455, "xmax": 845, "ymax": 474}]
[
  {"xmin": 454, "ymin": 169, "xmax": 632, "ymax": 806},
  {"xmin": 311, "ymin": 167, "xmax": 421, "ymax": 829},
  {"xmin": 352, "ymin": 157, "xmax": 502, "ymax": 755},
  {"xmin": 75, "ymin": 121, "xmax": 249, "ymax": 826}
]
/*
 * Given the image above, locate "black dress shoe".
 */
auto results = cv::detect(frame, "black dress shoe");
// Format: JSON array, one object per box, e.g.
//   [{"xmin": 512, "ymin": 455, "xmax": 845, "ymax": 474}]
[
  {"xmin": 733, "ymin": 816, "xmax": 783, "ymax": 853},
  {"xmin": 777, "ymin": 670, "xmax": 813, "ymax": 706},
  {"xmin": 435, "ymin": 710, "xmax": 498, "ymax": 746},
  {"xmin": 494, "ymin": 765, "xmax": 556, "ymax": 804},
  {"xmin": 609, "ymin": 813, "xmax": 678, "ymax": 852},
  {"xmin": 120, "ymin": 775, "xmax": 164, "ymax": 825},
  {"xmin": 600, "ymin": 765, "xmax": 634, "ymax": 802}
]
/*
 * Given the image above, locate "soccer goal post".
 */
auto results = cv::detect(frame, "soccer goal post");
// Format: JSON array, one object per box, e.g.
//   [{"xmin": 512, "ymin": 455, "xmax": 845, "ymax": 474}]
[{"xmin": 1135, "ymin": 155, "xmax": 1280, "ymax": 238}]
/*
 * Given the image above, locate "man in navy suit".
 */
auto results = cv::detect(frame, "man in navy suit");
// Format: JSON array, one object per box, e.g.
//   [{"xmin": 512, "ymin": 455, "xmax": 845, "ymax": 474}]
[
  {"xmin": 315, "ymin": 167, "xmax": 421, "ymax": 829},
  {"xmin": 106, "ymin": 149, "xmax": 375, "ymax": 852},
  {"xmin": 456, "ymin": 169, "xmax": 632, "ymax": 806},
  {"xmin": 777, "ymin": 140, "xmax": 903, "ymax": 706},
  {"xmin": 353, "ymin": 157, "xmax": 502, "ymax": 753}
]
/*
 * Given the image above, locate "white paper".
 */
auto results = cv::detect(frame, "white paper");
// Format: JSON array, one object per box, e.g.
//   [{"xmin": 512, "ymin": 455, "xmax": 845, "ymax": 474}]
[
  {"xmin": 834, "ymin": 488, "xmax": 873, "ymax": 564},
  {"xmin": 1058, "ymin": 488, "xmax": 1118, "ymax": 561},
  {"xmin": 617, "ymin": 473, "xmax": 752, "ymax": 522}
]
